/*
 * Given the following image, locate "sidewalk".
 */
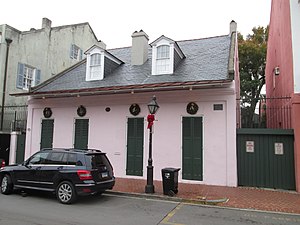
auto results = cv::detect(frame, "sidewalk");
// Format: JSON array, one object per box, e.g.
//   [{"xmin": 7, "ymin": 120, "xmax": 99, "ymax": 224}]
[{"xmin": 111, "ymin": 178, "xmax": 300, "ymax": 214}]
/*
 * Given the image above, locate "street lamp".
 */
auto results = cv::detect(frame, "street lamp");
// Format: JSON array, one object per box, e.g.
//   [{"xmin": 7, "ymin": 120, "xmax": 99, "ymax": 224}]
[{"xmin": 145, "ymin": 96, "xmax": 159, "ymax": 193}]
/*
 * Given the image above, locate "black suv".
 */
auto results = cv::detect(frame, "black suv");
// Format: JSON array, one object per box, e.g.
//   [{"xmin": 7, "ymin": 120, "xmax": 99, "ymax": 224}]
[{"xmin": 0, "ymin": 148, "xmax": 115, "ymax": 204}]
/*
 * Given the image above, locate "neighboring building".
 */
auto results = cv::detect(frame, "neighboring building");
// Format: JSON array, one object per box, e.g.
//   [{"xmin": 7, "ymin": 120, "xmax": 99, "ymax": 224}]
[
  {"xmin": 265, "ymin": 0, "xmax": 300, "ymax": 191},
  {"xmin": 0, "ymin": 18, "xmax": 106, "ymax": 132},
  {"xmin": 15, "ymin": 22, "xmax": 239, "ymax": 187}
]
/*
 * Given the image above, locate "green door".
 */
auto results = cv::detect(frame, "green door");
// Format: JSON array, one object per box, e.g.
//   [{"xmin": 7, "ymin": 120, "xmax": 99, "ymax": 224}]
[
  {"xmin": 16, "ymin": 134, "xmax": 26, "ymax": 163},
  {"xmin": 40, "ymin": 119, "xmax": 54, "ymax": 149},
  {"xmin": 182, "ymin": 117, "xmax": 203, "ymax": 181},
  {"xmin": 74, "ymin": 119, "xmax": 89, "ymax": 149},
  {"xmin": 126, "ymin": 118, "xmax": 144, "ymax": 176}
]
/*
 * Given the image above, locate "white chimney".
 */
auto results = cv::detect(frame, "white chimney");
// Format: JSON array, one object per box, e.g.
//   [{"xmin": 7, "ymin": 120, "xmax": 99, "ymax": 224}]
[
  {"xmin": 229, "ymin": 20, "xmax": 237, "ymax": 35},
  {"xmin": 131, "ymin": 30, "xmax": 149, "ymax": 65}
]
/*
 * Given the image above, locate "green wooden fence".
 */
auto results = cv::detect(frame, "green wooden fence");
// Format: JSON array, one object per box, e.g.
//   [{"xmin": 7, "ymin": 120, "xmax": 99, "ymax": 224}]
[{"xmin": 237, "ymin": 129, "xmax": 295, "ymax": 190}]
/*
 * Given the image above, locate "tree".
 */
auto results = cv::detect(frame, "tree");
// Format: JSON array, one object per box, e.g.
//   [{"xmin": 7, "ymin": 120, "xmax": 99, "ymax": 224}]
[{"xmin": 238, "ymin": 26, "xmax": 268, "ymax": 128}]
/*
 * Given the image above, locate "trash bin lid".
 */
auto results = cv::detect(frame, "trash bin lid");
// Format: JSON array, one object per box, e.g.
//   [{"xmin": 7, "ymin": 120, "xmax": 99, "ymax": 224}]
[{"xmin": 162, "ymin": 167, "xmax": 180, "ymax": 172}]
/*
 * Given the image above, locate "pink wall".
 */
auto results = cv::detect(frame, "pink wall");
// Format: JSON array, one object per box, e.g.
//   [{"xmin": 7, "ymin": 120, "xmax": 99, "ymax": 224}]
[
  {"xmin": 25, "ymin": 85, "xmax": 237, "ymax": 187},
  {"xmin": 265, "ymin": 0, "xmax": 294, "ymax": 128},
  {"xmin": 266, "ymin": 0, "xmax": 300, "ymax": 191}
]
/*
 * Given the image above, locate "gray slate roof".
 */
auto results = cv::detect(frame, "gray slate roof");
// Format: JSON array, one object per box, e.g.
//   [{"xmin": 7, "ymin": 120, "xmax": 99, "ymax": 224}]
[{"xmin": 33, "ymin": 35, "xmax": 232, "ymax": 93}]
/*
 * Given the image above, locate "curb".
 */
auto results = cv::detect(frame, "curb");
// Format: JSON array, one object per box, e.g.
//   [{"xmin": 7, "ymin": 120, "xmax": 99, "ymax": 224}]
[{"xmin": 105, "ymin": 190, "xmax": 228, "ymax": 205}]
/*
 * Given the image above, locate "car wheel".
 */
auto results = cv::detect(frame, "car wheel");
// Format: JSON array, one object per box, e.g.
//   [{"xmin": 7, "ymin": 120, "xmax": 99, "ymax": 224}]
[
  {"xmin": 1, "ymin": 175, "xmax": 13, "ymax": 195},
  {"xmin": 56, "ymin": 181, "xmax": 77, "ymax": 204}
]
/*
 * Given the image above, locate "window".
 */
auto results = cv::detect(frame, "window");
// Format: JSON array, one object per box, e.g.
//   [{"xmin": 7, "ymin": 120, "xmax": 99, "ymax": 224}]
[
  {"xmin": 28, "ymin": 152, "xmax": 49, "ymax": 165},
  {"xmin": 90, "ymin": 53, "xmax": 101, "ymax": 79},
  {"xmin": 23, "ymin": 66, "xmax": 34, "ymax": 90},
  {"xmin": 156, "ymin": 45, "xmax": 170, "ymax": 74},
  {"xmin": 151, "ymin": 36, "xmax": 185, "ymax": 76},
  {"xmin": 16, "ymin": 63, "xmax": 41, "ymax": 90},
  {"xmin": 47, "ymin": 152, "xmax": 65, "ymax": 165},
  {"xmin": 70, "ymin": 44, "xmax": 83, "ymax": 60}
]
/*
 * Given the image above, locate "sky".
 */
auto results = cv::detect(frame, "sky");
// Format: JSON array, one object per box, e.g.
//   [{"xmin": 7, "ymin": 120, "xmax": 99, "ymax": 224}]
[{"xmin": 0, "ymin": 0, "xmax": 271, "ymax": 49}]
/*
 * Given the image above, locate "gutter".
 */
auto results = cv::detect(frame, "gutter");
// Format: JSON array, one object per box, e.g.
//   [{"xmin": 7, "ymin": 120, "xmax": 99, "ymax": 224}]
[
  {"xmin": 0, "ymin": 38, "xmax": 12, "ymax": 131},
  {"xmin": 11, "ymin": 79, "xmax": 233, "ymax": 99}
]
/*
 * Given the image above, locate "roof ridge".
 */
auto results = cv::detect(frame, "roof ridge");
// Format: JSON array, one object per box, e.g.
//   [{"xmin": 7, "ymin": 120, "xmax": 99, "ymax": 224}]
[
  {"xmin": 108, "ymin": 34, "xmax": 229, "ymax": 51},
  {"xmin": 177, "ymin": 34, "xmax": 229, "ymax": 43}
]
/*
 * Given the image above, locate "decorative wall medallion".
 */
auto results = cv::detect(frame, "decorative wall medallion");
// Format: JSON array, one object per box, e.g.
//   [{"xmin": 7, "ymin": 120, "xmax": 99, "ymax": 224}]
[
  {"xmin": 105, "ymin": 107, "xmax": 111, "ymax": 112},
  {"xmin": 186, "ymin": 102, "xmax": 198, "ymax": 115},
  {"xmin": 129, "ymin": 104, "xmax": 141, "ymax": 116},
  {"xmin": 77, "ymin": 105, "xmax": 86, "ymax": 117},
  {"xmin": 43, "ymin": 107, "xmax": 52, "ymax": 118}
]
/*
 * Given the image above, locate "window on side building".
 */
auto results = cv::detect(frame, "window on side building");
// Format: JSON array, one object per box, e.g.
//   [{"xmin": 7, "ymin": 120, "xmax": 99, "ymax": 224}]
[{"xmin": 16, "ymin": 63, "xmax": 41, "ymax": 90}]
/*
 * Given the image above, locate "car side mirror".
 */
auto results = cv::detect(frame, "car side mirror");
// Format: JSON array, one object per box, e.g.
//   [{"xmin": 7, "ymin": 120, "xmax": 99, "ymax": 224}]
[{"xmin": 23, "ymin": 160, "xmax": 29, "ymax": 166}]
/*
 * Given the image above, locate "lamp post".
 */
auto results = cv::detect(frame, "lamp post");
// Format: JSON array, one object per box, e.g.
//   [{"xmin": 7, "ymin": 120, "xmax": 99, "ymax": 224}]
[{"xmin": 145, "ymin": 96, "xmax": 159, "ymax": 194}]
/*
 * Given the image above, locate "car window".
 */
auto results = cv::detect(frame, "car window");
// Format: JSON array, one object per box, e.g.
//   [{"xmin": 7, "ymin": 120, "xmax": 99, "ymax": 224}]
[
  {"xmin": 28, "ymin": 152, "xmax": 49, "ymax": 165},
  {"xmin": 46, "ymin": 152, "xmax": 66, "ymax": 165},
  {"xmin": 87, "ymin": 154, "xmax": 110, "ymax": 169},
  {"xmin": 67, "ymin": 153, "xmax": 78, "ymax": 165}
]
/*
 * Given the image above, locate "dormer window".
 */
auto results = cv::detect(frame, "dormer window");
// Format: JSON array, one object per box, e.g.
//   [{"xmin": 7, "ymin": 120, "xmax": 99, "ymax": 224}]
[
  {"xmin": 90, "ymin": 53, "xmax": 101, "ymax": 79},
  {"xmin": 156, "ymin": 45, "xmax": 170, "ymax": 74},
  {"xmin": 85, "ymin": 46, "xmax": 104, "ymax": 81},
  {"xmin": 151, "ymin": 35, "xmax": 185, "ymax": 75},
  {"xmin": 85, "ymin": 45, "xmax": 124, "ymax": 81}
]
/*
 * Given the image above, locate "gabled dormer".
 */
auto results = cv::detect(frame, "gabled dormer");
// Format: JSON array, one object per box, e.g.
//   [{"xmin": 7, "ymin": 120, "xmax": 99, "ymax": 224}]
[
  {"xmin": 85, "ymin": 45, "xmax": 123, "ymax": 81},
  {"xmin": 150, "ymin": 36, "xmax": 185, "ymax": 75}
]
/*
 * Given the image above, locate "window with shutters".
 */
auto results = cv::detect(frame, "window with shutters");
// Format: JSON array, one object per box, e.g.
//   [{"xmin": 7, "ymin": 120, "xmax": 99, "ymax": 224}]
[
  {"xmin": 74, "ymin": 119, "xmax": 89, "ymax": 149},
  {"xmin": 70, "ymin": 44, "xmax": 83, "ymax": 61},
  {"xmin": 16, "ymin": 63, "xmax": 41, "ymax": 90}
]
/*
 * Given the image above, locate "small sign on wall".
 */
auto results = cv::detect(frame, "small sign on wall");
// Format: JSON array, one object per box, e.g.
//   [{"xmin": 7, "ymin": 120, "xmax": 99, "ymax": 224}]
[
  {"xmin": 246, "ymin": 141, "xmax": 254, "ymax": 153},
  {"xmin": 275, "ymin": 143, "xmax": 284, "ymax": 155}
]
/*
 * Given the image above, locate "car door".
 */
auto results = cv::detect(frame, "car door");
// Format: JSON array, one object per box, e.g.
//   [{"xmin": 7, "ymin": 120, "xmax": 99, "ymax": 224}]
[
  {"xmin": 14, "ymin": 151, "xmax": 49, "ymax": 188},
  {"xmin": 38, "ymin": 152, "xmax": 66, "ymax": 191}
]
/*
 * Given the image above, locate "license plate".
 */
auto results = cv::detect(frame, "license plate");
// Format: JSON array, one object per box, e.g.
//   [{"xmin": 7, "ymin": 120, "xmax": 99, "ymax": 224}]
[{"xmin": 101, "ymin": 172, "xmax": 108, "ymax": 178}]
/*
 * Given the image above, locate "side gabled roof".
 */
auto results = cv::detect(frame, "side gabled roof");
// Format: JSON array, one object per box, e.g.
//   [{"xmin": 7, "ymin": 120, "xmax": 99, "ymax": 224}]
[{"xmin": 13, "ymin": 34, "xmax": 234, "ymax": 97}]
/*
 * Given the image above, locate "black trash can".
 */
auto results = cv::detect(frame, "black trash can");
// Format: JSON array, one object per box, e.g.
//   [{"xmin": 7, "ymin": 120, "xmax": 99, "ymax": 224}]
[{"xmin": 161, "ymin": 168, "xmax": 180, "ymax": 196}]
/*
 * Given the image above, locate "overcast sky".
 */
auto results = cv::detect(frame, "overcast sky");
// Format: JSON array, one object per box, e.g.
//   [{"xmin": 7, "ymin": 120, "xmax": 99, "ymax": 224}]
[{"xmin": 0, "ymin": 0, "xmax": 271, "ymax": 49}]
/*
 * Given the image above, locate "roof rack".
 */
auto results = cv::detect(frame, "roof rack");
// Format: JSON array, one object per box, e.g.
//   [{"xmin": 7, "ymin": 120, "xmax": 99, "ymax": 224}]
[{"xmin": 40, "ymin": 148, "xmax": 103, "ymax": 153}]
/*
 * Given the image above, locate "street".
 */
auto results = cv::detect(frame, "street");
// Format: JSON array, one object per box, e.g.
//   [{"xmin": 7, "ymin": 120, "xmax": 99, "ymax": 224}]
[{"xmin": 0, "ymin": 191, "xmax": 299, "ymax": 225}]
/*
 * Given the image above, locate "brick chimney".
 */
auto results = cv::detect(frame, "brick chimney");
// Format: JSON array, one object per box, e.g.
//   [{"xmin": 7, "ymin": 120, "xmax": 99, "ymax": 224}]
[
  {"xmin": 42, "ymin": 18, "xmax": 52, "ymax": 30},
  {"xmin": 131, "ymin": 30, "xmax": 149, "ymax": 65}
]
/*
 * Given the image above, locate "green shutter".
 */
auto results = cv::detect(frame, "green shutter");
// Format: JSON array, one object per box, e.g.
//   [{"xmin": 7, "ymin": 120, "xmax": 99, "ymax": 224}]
[
  {"xmin": 182, "ymin": 117, "xmax": 203, "ymax": 181},
  {"xmin": 41, "ymin": 119, "xmax": 54, "ymax": 150},
  {"xmin": 126, "ymin": 118, "xmax": 144, "ymax": 176},
  {"xmin": 74, "ymin": 119, "xmax": 89, "ymax": 149}
]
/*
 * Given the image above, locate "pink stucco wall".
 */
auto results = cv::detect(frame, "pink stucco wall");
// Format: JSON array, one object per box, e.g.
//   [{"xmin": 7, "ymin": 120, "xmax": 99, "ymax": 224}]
[
  {"xmin": 266, "ymin": 0, "xmax": 300, "ymax": 191},
  {"xmin": 25, "ymin": 84, "xmax": 237, "ymax": 187},
  {"xmin": 265, "ymin": 0, "xmax": 294, "ymax": 128}
]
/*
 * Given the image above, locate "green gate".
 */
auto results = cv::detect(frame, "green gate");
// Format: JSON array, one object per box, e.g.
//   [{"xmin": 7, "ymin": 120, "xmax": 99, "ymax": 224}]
[
  {"xmin": 40, "ymin": 119, "xmax": 54, "ymax": 149},
  {"xmin": 126, "ymin": 118, "xmax": 144, "ymax": 176},
  {"xmin": 182, "ymin": 117, "xmax": 203, "ymax": 181},
  {"xmin": 237, "ymin": 129, "xmax": 295, "ymax": 190},
  {"xmin": 74, "ymin": 119, "xmax": 89, "ymax": 149},
  {"xmin": 16, "ymin": 133, "xmax": 26, "ymax": 163}
]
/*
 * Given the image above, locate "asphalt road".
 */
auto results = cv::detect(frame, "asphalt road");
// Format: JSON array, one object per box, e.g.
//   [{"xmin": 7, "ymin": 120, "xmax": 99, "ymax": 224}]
[{"xmin": 0, "ymin": 191, "xmax": 299, "ymax": 225}]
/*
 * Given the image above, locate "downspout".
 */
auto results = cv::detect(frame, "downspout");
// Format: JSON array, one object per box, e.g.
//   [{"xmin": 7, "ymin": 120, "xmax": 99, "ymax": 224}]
[{"xmin": 0, "ymin": 38, "xmax": 12, "ymax": 131}]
